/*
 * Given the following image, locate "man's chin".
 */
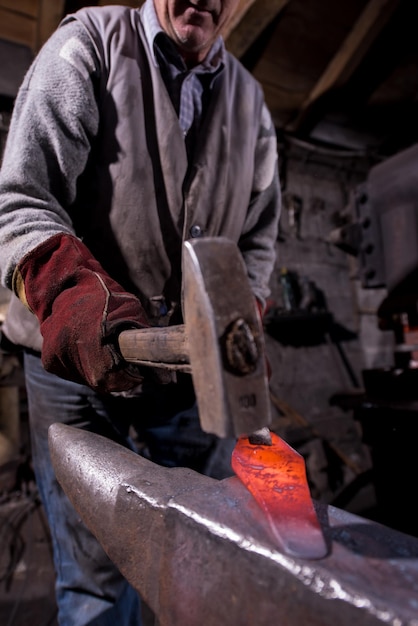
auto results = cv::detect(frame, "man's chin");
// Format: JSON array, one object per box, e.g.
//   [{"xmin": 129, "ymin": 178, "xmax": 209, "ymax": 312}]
[
  {"xmin": 177, "ymin": 31, "xmax": 213, "ymax": 60},
  {"xmin": 174, "ymin": 22, "xmax": 214, "ymax": 53}
]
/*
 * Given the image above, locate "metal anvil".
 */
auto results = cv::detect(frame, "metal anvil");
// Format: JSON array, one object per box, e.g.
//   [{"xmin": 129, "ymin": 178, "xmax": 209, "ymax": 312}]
[{"xmin": 49, "ymin": 423, "xmax": 418, "ymax": 626}]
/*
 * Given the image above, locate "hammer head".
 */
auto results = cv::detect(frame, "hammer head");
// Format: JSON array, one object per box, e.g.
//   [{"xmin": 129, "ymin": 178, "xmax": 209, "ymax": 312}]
[{"xmin": 183, "ymin": 237, "xmax": 271, "ymax": 439}]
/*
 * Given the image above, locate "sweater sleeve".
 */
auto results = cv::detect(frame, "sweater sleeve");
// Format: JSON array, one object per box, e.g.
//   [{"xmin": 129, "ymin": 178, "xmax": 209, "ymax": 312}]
[
  {"xmin": 238, "ymin": 101, "xmax": 281, "ymax": 309},
  {"xmin": 0, "ymin": 20, "xmax": 101, "ymax": 290}
]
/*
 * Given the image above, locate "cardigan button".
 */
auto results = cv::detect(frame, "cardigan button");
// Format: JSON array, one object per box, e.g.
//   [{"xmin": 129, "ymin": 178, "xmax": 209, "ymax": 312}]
[{"xmin": 190, "ymin": 224, "xmax": 202, "ymax": 238}]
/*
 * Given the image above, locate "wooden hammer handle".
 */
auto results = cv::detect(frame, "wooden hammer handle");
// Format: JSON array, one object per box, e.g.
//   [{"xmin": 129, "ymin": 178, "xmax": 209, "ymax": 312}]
[{"xmin": 118, "ymin": 326, "xmax": 189, "ymax": 367}]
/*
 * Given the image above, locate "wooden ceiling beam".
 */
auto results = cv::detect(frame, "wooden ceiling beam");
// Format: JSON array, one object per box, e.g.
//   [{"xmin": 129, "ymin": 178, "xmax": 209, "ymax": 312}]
[
  {"xmin": 286, "ymin": 0, "xmax": 401, "ymax": 134},
  {"xmin": 224, "ymin": 0, "xmax": 289, "ymax": 60},
  {"xmin": 0, "ymin": 6, "xmax": 37, "ymax": 49},
  {"xmin": 0, "ymin": 0, "xmax": 65, "ymax": 51},
  {"xmin": 0, "ymin": 0, "xmax": 39, "ymax": 17},
  {"xmin": 37, "ymin": 0, "xmax": 65, "ymax": 50},
  {"xmin": 223, "ymin": 0, "xmax": 256, "ymax": 38}
]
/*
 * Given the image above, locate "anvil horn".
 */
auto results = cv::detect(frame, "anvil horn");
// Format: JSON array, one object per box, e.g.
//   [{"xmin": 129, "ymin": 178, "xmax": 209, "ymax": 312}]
[{"xmin": 49, "ymin": 422, "xmax": 418, "ymax": 626}]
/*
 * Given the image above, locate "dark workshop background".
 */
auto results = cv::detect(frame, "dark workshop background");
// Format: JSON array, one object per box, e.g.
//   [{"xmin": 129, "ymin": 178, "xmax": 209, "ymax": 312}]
[{"xmin": 1, "ymin": 1, "xmax": 418, "ymax": 625}]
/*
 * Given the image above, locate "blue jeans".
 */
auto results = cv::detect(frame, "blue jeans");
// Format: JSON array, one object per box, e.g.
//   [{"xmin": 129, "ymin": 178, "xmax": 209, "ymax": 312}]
[{"xmin": 24, "ymin": 352, "xmax": 235, "ymax": 626}]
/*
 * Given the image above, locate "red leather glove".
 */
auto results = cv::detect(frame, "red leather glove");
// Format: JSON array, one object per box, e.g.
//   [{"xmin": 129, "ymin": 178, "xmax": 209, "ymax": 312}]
[{"xmin": 13, "ymin": 233, "xmax": 149, "ymax": 393}]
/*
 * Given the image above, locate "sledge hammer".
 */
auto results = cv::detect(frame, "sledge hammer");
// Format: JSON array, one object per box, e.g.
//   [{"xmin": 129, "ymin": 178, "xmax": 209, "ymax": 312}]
[{"xmin": 118, "ymin": 237, "xmax": 272, "ymax": 440}]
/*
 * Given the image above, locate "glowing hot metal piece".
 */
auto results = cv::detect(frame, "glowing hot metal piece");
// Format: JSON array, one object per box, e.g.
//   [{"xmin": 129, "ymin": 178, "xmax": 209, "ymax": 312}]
[{"xmin": 232, "ymin": 431, "xmax": 328, "ymax": 560}]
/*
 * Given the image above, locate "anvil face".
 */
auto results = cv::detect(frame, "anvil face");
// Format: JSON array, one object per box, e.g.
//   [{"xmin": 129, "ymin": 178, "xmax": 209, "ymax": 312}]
[{"xmin": 49, "ymin": 423, "xmax": 418, "ymax": 626}]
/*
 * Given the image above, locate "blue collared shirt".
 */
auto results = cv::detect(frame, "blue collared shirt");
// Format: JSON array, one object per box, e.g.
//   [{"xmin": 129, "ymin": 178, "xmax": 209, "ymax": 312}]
[{"xmin": 142, "ymin": 0, "xmax": 225, "ymax": 138}]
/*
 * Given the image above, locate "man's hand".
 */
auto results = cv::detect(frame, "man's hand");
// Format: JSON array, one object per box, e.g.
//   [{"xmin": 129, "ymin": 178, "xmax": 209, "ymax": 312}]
[{"xmin": 13, "ymin": 233, "xmax": 149, "ymax": 393}]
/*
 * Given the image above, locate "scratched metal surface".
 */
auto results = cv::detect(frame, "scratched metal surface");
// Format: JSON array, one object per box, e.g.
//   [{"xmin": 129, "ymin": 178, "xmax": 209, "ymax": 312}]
[{"xmin": 49, "ymin": 423, "xmax": 418, "ymax": 626}]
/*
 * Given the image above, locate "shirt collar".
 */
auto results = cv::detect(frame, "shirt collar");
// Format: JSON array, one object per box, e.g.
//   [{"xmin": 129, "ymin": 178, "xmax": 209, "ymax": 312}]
[{"xmin": 141, "ymin": 0, "xmax": 225, "ymax": 72}]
